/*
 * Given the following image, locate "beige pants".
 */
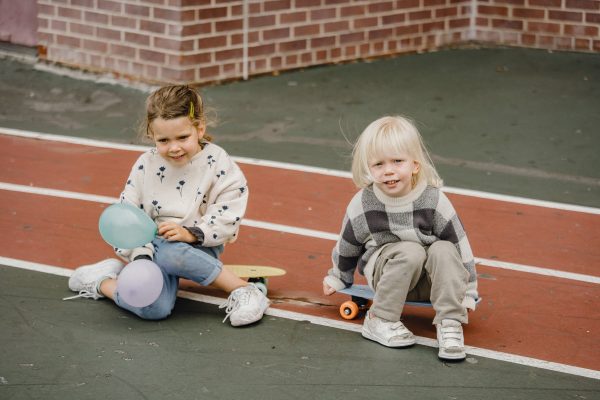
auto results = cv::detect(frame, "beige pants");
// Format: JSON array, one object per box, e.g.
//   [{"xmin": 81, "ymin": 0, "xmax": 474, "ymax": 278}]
[{"xmin": 370, "ymin": 241, "xmax": 469, "ymax": 325}]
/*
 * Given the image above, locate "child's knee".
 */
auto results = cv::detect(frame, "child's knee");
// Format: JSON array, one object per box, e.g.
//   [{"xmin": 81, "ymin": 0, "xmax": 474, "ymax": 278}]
[
  {"xmin": 136, "ymin": 301, "xmax": 174, "ymax": 320},
  {"xmin": 428, "ymin": 241, "xmax": 459, "ymax": 259}
]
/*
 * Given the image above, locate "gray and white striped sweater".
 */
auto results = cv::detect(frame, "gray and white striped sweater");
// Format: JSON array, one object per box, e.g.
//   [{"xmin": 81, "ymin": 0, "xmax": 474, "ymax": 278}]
[{"xmin": 329, "ymin": 180, "xmax": 478, "ymax": 303}]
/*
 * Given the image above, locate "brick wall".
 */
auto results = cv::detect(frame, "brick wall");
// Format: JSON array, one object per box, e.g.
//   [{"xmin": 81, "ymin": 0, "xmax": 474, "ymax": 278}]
[
  {"xmin": 36, "ymin": 0, "xmax": 599, "ymax": 85},
  {"xmin": 476, "ymin": 0, "xmax": 600, "ymax": 52}
]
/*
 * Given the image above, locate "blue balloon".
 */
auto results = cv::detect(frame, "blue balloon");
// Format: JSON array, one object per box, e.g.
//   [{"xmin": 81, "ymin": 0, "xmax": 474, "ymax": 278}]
[
  {"xmin": 98, "ymin": 203, "xmax": 157, "ymax": 249},
  {"xmin": 117, "ymin": 260, "xmax": 164, "ymax": 307}
]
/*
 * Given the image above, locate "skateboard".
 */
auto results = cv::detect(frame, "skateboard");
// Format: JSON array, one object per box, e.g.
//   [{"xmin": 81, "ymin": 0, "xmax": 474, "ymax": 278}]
[
  {"xmin": 337, "ymin": 284, "xmax": 480, "ymax": 320},
  {"xmin": 224, "ymin": 265, "xmax": 286, "ymax": 295}
]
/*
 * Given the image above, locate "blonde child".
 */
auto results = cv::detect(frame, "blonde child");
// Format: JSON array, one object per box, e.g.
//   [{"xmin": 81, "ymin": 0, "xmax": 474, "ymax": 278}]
[
  {"xmin": 323, "ymin": 116, "xmax": 478, "ymax": 360},
  {"xmin": 67, "ymin": 85, "xmax": 269, "ymax": 327}
]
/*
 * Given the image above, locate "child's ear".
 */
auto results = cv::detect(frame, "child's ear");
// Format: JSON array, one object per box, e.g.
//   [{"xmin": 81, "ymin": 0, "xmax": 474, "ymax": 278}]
[
  {"xmin": 413, "ymin": 160, "xmax": 421, "ymax": 174},
  {"xmin": 196, "ymin": 123, "xmax": 206, "ymax": 139}
]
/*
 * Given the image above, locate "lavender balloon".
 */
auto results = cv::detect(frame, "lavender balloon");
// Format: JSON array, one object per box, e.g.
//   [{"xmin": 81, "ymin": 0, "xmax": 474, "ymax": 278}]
[{"xmin": 117, "ymin": 260, "xmax": 163, "ymax": 307}]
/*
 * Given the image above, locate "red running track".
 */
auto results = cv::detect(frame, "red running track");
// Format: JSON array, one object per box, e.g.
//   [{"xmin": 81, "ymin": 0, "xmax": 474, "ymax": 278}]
[{"xmin": 1, "ymin": 134, "xmax": 599, "ymax": 371}]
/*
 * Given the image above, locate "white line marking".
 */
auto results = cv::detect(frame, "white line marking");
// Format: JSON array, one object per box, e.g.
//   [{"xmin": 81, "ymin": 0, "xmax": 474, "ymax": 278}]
[
  {"xmin": 1, "ymin": 256, "xmax": 598, "ymax": 380},
  {"xmin": 1, "ymin": 182, "xmax": 598, "ymax": 284},
  {"xmin": 2, "ymin": 127, "xmax": 599, "ymax": 215}
]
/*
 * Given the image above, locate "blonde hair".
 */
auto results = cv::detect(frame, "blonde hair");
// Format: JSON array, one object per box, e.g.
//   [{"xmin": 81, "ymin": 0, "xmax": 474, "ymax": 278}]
[
  {"xmin": 351, "ymin": 115, "xmax": 442, "ymax": 189},
  {"xmin": 140, "ymin": 85, "xmax": 213, "ymax": 143}
]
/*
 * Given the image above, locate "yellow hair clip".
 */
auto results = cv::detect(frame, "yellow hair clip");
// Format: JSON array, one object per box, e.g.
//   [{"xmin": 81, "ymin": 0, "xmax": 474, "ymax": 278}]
[{"xmin": 189, "ymin": 101, "xmax": 194, "ymax": 119}]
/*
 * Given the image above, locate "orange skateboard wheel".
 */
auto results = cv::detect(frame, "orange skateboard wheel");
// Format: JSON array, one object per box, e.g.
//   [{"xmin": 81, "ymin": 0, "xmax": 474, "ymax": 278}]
[{"xmin": 340, "ymin": 301, "xmax": 359, "ymax": 320}]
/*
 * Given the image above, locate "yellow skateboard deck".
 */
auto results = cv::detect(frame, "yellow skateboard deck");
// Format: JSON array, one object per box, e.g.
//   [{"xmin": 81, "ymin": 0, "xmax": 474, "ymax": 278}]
[{"xmin": 224, "ymin": 265, "xmax": 286, "ymax": 279}]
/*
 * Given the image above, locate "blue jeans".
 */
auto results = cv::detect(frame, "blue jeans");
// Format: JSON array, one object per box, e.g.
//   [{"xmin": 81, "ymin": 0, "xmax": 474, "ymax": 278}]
[{"xmin": 114, "ymin": 237, "xmax": 223, "ymax": 320}]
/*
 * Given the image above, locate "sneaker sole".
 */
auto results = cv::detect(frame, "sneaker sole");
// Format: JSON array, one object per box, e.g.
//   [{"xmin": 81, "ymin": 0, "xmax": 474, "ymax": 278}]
[
  {"xmin": 361, "ymin": 329, "xmax": 416, "ymax": 348},
  {"xmin": 438, "ymin": 349, "xmax": 466, "ymax": 360}
]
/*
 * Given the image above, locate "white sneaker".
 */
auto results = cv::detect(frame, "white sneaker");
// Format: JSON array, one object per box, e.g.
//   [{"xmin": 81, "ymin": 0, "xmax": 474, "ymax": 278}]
[
  {"xmin": 63, "ymin": 258, "xmax": 125, "ymax": 300},
  {"xmin": 361, "ymin": 311, "xmax": 416, "ymax": 348},
  {"xmin": 220, "ymin": 284, "xmax": 270, "ymax": 327},
  {"xmin": 436, "ymin": 319, "xmax": 466, "ymax": 360}
]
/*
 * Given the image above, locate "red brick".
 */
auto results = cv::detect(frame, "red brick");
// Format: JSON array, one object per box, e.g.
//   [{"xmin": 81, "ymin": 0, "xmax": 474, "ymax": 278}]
[
  {"xmin": 215, "ymin": 48, "xmax": 243, "ymax": 61},
  {"xmin": 265, "ymin": 0, "xmax": 291, "ymax": 12},
  {"xmin": 478, "ymin": 5, "xmax": 509, "ymax": 16},
  {"xmin": 449, "ymin": 18, "xmax": 470, "ymax": 28},
  {"xmin": 97, "ymin": 0, "xmax": 122, "ymax": 12},
  {"xmin": 564, "ymin": 24, "xmax": 599, "ymax": 36},
  {"xmin": 97, "ymin": 27, "xmax": 121, "ymax": 41},
  {"xmin": 566, "ymin": 0, "xmax": 600, "ymax": 10},
  {"xmin": 324, "ymin": 21, "xmax": 349, "ymax": 33},
  {"xmin": 279, "ymin": 39, "xmax": 307, "ymax": 51},
  {"xmin": 522, "ymin": 33, "xmax": 537, "ymax": 45},
  {"xmin": 436, "ymin": 7, "xmax": 459, "ymax": 18},
  {"xmin": 280, "ymin": 11, "xmax": 307, "ymax": 24},
  {"xmin": 494, "ymin": 0, "xmax": 525, "ymax": 4},
  {"xmin": 263, "ymin": 27, "xmax": 290, "ymax": 40},
  {"xmin": 354, "ymin": 17, "xmax": 378, "ymax": 29},
  {"xmin": 549, "ymin": 10, "xmax": 583, "ymax": 22},
  {"xmin": 110, "ymin": 43, "xmax": 136, "ymax": 57},
  {"xmin": 382, "ymin": 13, "xmax": 406, "ymax": 25},
  {"xmin": 296, "ymin": 0, "xmax": 321, "ymax": 7},
  {"xmin": 410, "ymin": 10, "xmax": 432, "ymax": 20},
  {"xmin": 58, "ymin": 7, "xmax": 82, "ymax": 19},
  {"xmin": 124, "ymin": 4, "xmax": 150, "ymax": 17},
  {"xmin": 250, "ymin": 15, "xmax": 276, "ymax": 28},
  {"xmin": 70, "ymin": 22, "xmax": 94, "ymax": 36},
  {"xmin": 181, "ymin": 23, "xmax": 212, "ymax": 36},
  {"xmin": 396, "ymin": 0, "xmax": 420, "ymax": 9},
  {"xmin": 341, "ymin": 32, "xmax": 365, "ymax": 44},
  {"xmin": 575, "ymin": 38, "xmax": 591, "ymax": 49},
  {"xmin": 424, "ymin": 0, "xmax": 446, "ymax": 6},
  {"xmin": 341, "ymin": 5, "xmax": 366, "ymax": 17},
  {"xmin": 368, "ymin": 28, "xmax": 394, "ymax": 40},
  {"xmin": 71, "ymin": 0, "xmax": 95, "ymax": 7},
  {"xmin": 199, "ymin": 35, "xmax": 227, "ymax": 49},
  {"xmin": 199, "ymin": 65, "xmax": 219, "ymax": 79},
  {"xmin": 492, "ymin": 19, "xmax": 524, "ymax": 29},
  {"xmin": 311, "ymin": 8, "xmax": 337, "ymax": 20},
  {"xmin": 83, "ymin": 39, "xmax": 108, "ymax": 53},
  {"xmin": 216, "ymin": 19, "xmax": 243, "ymax": 32},
  {"xmin": 294, "ymin": 24, "xmax": 320, "ymax": 36},
  {"xmin": 310, "ymin": 36, "xmax": 336, "ymax": 47},
  {"xmin": 84, "ymin": 11, "xmax": 109, "ymax": 25},
  {"xmin": 422, "ymin": 21, "xmax": 445, "ymax": 32},
  {"xmin": 140, "ymin": 49, "xmax": 166, "ymax": 63},
  {"xmin": 529, "ymin": 0, "xmax": 561, "ymax": 6},
  {"xmin": 368, "ymin": 1, "xmax": 394, "ymax": 13},
  {"xmin": 179, "ymin": 53, "xmax": 212, "ymax": 66},
  {"xmin": 528, "ymin": 22, "xmax": 561, "ymax": 33},
  {"xmin": 396, "ymin": 24, "xmax": 420, "ymax": 35},
  {"xmin": 199, "ymin": 7, "xmax": 228, "ymax": 19},
  {"xmin": 56, "ymin": 34, "xmax": 81, "ymax": 47},
  {"xmin": 586, "ymin": 13, "xmax": 600, "ymax": 23},
  {"xmin": 513, "ymin": 8, "xmax": 545, "ymax": 19},
  {"xmin": 270, "ymin": 56, "xmax": 283, "ymax": 69},
  {"xmin": 141, "ymin": 20, "xmax": 166, "ymax": 34},
  {"xmin": 125, "ymin": 32, "xmax": 151, "ymax": 46},
  {"xmin": 111, "ymin": 16, "xmax": 137, "ymax": 29},
  {"xmin": 249, "ymin": 43, "xmax": 276, "ymax": 56},
  {"xmin": 51, "ymin": 20, "xmax": 67, "ymax": 31}
]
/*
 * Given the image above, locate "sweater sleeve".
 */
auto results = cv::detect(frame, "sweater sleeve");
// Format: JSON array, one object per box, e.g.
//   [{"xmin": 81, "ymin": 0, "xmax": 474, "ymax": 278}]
[
  {"xmin": 114, "ymin": 154, "xmax": 156, "ymax": 262},
  {"xmin": 196, "ymin": 153, "xmax": 248, "ymax": 247},
  {"xmin": 328, "ymin": 194, "xmax": 365, "ymax": 287}
]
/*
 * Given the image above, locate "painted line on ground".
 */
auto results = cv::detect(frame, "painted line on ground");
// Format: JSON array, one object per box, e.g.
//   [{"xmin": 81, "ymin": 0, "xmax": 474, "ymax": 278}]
[
  {"xmin": 0, "ymin": 255, "xmax": 598, "ymax": 380},
  {"xmin": 2, "ymin": 127, "xmax": 599, "ymax": 215},
  {"xmin": 1, "ymin": 181, "xmax": 598, "ymax": 285}
]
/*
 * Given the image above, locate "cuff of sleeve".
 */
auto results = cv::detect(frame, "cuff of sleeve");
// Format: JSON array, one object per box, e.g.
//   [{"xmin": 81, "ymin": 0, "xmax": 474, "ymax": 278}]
[
  {"xmin": 324, "ymin": 275, "xmax": 346, "ymax": 292},
  {"xmin": 131, "ymin": 248, "xmax": 153, "ymax": 261},
  {"xmin": 184, "ymin": 227, "xmax": 204, "ymax": 244},
  {"xmin": 462, "ymin": 295, "xmax": 477, "ymax": 311}
]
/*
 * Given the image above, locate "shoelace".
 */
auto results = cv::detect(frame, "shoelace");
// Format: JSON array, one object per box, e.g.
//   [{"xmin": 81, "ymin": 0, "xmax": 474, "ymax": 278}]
[
  {"xmin": 439, "ymin": 325, "xmax": 463, "ymax": 349},
  {"xmin": 62, "ymin": 283, "xmax": 100, "ymax": 301},
  {"xmin": 219, "ymin": 288, "xmax": 251, "ymax": 322}
]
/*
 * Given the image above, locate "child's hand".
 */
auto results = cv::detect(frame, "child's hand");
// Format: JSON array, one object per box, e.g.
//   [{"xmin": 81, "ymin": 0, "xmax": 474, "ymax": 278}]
[
  {"xmin": 158, "ymin": 222, "xmax": 196, "ymax": 243},
  {"xmin": 323, "ymin": 281, "xmax": 336, "ymax": 296}
]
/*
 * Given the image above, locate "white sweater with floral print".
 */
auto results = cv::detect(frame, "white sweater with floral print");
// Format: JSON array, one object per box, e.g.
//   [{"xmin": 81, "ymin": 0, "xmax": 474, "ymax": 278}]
[{"xmin": 115, "ymin": 142, "xmax": 248, "ymax": 261}]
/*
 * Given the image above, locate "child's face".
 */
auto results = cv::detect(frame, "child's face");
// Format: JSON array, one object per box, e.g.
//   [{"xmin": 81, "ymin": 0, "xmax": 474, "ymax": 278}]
[
  {"xmin": 368, "ymin": 152, "xmax": 420, "ymax": 197},
  {"xmin": 151, "ymin": 116, "xmax": 205, "ymax": 166}
]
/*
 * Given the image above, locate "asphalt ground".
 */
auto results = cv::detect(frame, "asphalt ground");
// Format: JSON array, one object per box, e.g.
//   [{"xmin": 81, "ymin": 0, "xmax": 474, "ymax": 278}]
[{"xmin": 1, "ymin": 46, "xmax": 599, "ymax": 399}]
